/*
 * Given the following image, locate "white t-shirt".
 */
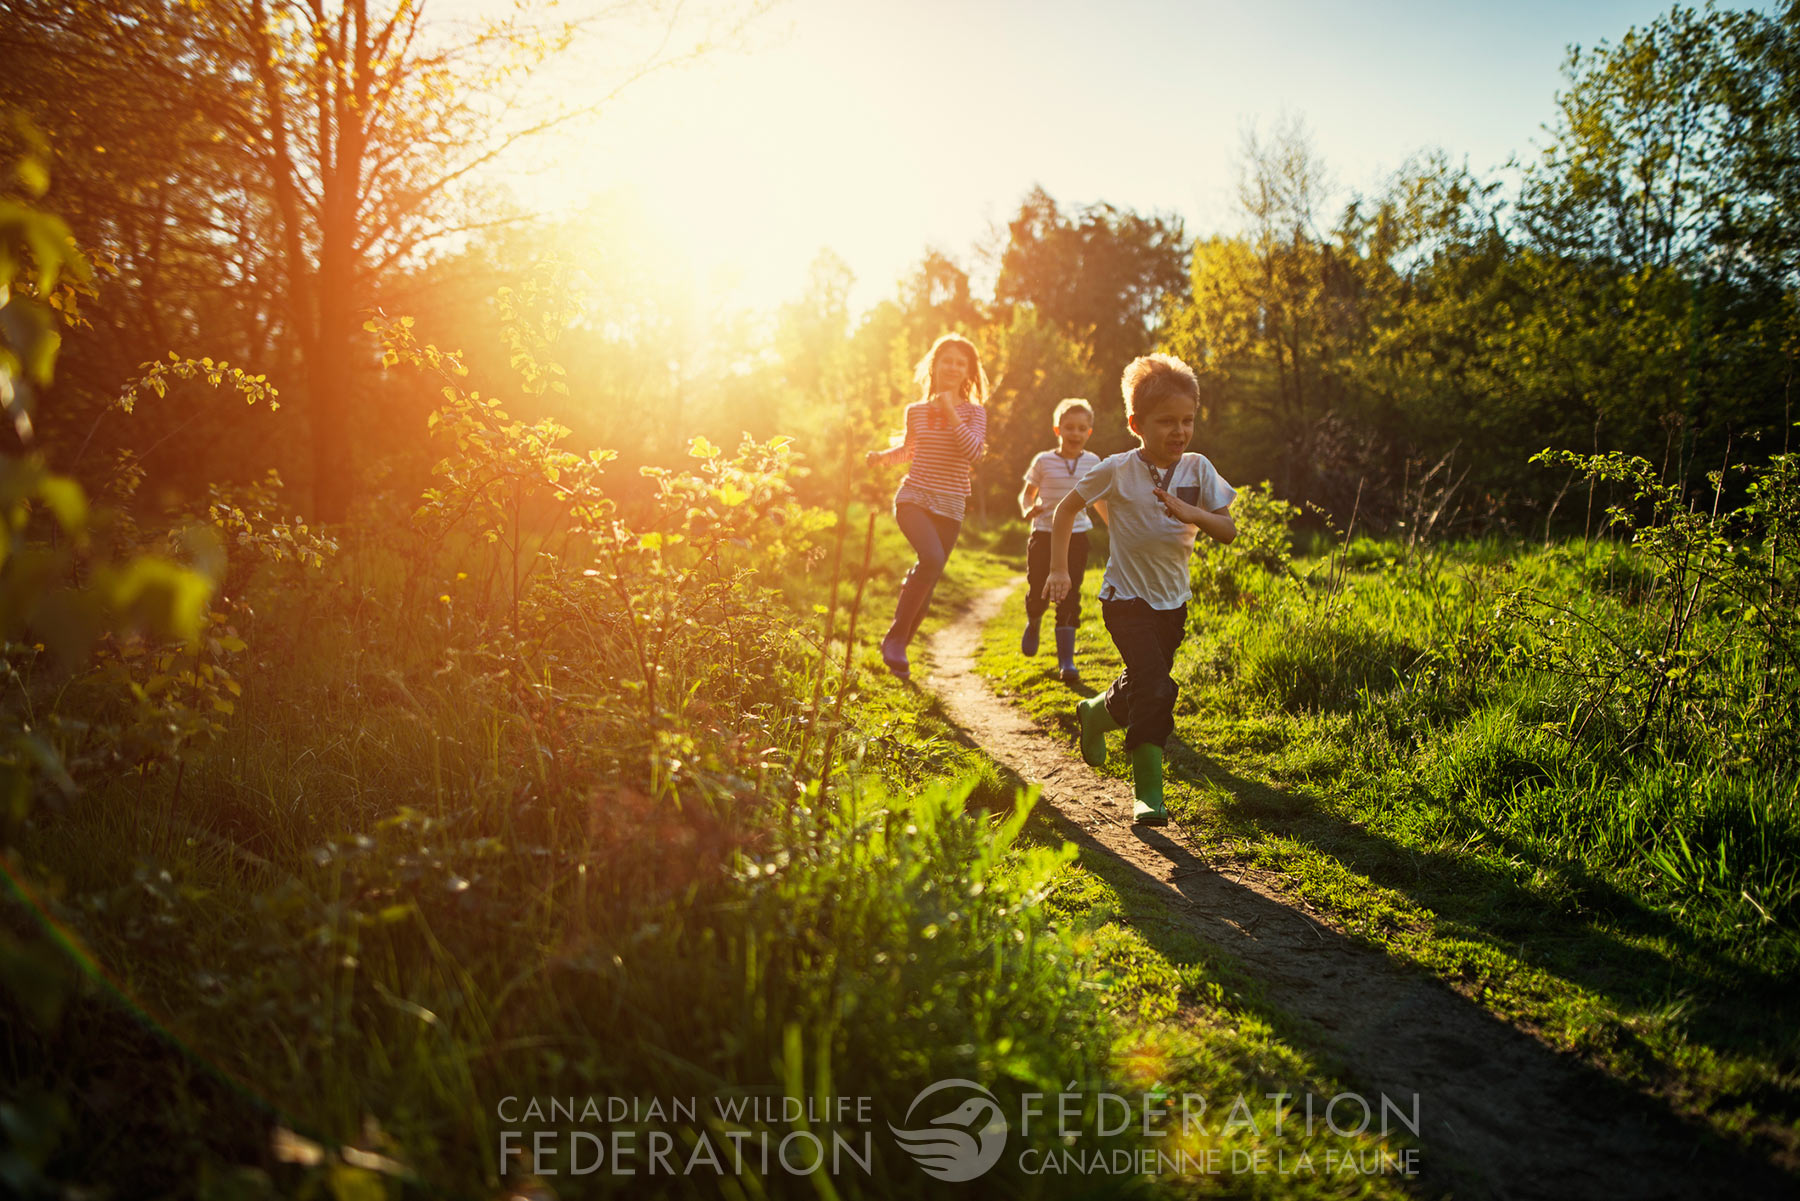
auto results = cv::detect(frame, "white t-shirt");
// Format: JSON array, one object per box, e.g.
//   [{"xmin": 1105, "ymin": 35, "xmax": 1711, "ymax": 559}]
[
  {"xmin": 1024, "ymin": 449, "xmax": 1102, "ymax": 532},
  {"xmin": 1074, "ymin": 450, "xmax": 1236, "ymax": 609}
]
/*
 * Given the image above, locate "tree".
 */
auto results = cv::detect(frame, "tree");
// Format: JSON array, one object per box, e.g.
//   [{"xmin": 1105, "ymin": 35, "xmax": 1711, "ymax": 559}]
[
  {"xmin": 2, "ymin": 0, "xmax": 750, "ymax": 521},
  {"xmin": 1166, "ymin": 119, "xmax": 1366, "ymax": 503},
  {"xmin": 995, "ymin": 186, "xmax": 1189, "ymax": 387},
  {"xmin": 1519, "ymin": 5, "xmax": 1740, "ymax": 274},
  {"xmin": 1512, "ymin": 3, "xmax": 1795, "ymax": 492},
  {"xmin": 777, "ymin": 249, "xmax": 854, "ymax": 408},
  {"xmin": 0, "ymin": 1, "xmax": 290, "ymax": 474},
  {"xmin": 901, "ymin": 249, "xmax": 985, "ymax": 339},
  {"xmin": 1719, "ymin": 2, "xmax": 1800, "ymax": 289},
  {"xmin": 977, "ymin": 307, "xmax": 1101, "ymax": 519}
]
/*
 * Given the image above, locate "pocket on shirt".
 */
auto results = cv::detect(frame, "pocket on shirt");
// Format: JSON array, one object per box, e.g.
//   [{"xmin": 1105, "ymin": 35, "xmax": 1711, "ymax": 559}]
[{"xmin": 1176, "ymin": 485, "xmax": 1201, "ymax": 507}]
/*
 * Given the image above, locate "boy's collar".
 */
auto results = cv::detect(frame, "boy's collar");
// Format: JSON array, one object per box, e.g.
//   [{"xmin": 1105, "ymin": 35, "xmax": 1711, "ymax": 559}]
[{"xmin": 1136, "ymin": 447, "xmax": 1184, "ymax": 470}]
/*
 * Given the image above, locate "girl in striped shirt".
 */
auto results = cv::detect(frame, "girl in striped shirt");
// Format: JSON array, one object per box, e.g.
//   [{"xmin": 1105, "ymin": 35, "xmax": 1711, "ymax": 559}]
[{"xmin": 865, "ymin": 333, "xmax": 990, "ymax": 680}]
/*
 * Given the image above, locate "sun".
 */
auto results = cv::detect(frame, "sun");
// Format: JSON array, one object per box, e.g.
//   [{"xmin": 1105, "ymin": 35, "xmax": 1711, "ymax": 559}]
[{"xmin": 491, "ymin": 14, "xmax": 925, "ymax": 316}]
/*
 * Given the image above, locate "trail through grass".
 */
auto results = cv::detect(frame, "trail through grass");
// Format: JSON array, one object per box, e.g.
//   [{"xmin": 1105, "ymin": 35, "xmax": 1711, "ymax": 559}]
[{"xmin": 977, "ymin": 534, "xmax": 1800, "ymax": 1171}]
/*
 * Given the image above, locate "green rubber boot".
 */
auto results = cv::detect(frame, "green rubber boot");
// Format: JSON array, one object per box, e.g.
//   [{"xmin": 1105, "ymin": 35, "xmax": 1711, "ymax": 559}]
[
  {"xmin": 1075, "ymin": 696, "xmax": 1119, "ymax": 767},
  {"xmin": 1130, "ymin": 743, "xmax": 1167, "ymax": 826}
]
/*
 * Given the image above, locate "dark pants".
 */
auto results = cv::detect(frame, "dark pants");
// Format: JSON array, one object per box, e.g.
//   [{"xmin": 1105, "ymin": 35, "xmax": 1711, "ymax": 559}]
[
  {"xmin": 1100, "ymin": 597, "xmax": 1188, "ymax": 751},
  {"xmin": 884, "ymin": 502, "xmax": 962, "ymax": 653},
  {"xmin": 1024, "ymin": 529, "xmax": 1089, "ymax": 628}
]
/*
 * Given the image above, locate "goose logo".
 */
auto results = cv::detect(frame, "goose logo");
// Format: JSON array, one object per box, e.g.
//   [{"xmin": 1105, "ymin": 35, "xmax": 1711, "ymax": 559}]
[{"xmin": 888, "ymin": 1078, "xmax": 1008, "ymax": 1182}]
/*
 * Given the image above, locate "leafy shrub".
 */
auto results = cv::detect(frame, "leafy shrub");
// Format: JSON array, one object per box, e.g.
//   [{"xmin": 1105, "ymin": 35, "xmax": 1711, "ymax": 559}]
[
  {"xmin": 1520, "ymin": 448, "xmax": 1800, "ymax": 763},
  {"xmin": 1191, "ymin": 479, "xmax": 1299, "ymax": 607}
]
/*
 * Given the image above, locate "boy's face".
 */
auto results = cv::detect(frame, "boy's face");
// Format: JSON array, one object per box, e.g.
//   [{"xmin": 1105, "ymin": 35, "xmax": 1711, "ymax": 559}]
[
  {"xmin": 1055, "ymin": 410, "xmax": 1092, "ymax": 452},
  {"xmin": 1128, "ymin": 393, "xmax": 1197, "ymax": 466}
]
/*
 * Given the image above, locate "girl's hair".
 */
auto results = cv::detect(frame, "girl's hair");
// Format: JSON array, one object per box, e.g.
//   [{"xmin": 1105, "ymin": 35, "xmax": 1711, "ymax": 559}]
[
  {"xmin": 1052, "ymin": 397, "xmax": 1094, "ymax": 426},
  {"xmin": 913, "ymin": 333, "xmax": 989, "ymax": 406}
]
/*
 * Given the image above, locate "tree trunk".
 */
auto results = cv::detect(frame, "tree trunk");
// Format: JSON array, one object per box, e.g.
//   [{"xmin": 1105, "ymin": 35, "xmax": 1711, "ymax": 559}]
[{"xmin": 310, "ymin": 280, "xmax": 355, "ymax": 522}]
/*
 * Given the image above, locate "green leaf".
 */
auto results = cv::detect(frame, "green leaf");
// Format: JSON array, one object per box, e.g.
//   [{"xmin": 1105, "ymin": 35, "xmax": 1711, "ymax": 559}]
[
  {"xmin": 13, "ymin": 156, "xmax": 49, "ymax": 198},
  {"xmin": 35, "ymin": 474, "xmax": 87, "ymax": 538}
]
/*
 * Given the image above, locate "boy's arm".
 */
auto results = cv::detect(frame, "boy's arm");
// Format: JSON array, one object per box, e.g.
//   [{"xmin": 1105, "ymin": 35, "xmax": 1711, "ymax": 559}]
[
  {"xmin": 1090, "ymin": 498, "xmax": 1109, "ymax": 527},
  {"xmin": 1159, "ymin": 489, "xmax": 1245, "ymax": 543},
  {"xmin": 1155, "ymin": 488, "xmax": 1237, "ymax": 544},
  {"xmin": 1018, "ymin": 479, "xmax": 1042, "ymax": 519},
  {"xmin": 1196, "ymin": 506, "xmax": 1237, "ymax": 545},
  {"xmin": 1041, "ymin": 489, "xmax": 1086, "ymax": 601}
]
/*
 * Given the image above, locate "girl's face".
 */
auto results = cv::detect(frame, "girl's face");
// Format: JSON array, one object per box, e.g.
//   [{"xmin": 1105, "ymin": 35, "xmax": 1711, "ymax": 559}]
[
  {"xmin": 1056, "ymin": 411, "xmax": 1093, "ymax": 452},
  {"xmin": 931, "ymin": 345, "xmax": 974, "ymax": 397}
]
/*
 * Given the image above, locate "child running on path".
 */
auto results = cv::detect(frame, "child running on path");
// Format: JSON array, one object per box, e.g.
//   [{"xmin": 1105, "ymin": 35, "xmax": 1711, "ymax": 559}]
[
  {"xmin": 1017, "ymin": 398, "xmax": 1102, "ymax": 683},
  {"xmin": 1041, "ymin": 354, "xmax": 1236, "ymax": 824},
  {"xmin": 865, "ymin": 333, "xmax": 990, "ymax": 681}
]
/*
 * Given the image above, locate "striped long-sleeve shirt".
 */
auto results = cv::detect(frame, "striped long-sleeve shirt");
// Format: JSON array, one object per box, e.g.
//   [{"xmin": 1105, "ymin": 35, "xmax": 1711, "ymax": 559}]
[{"xmin": 873, "ymin": 400, "xmax": 987, "ymax": 520}]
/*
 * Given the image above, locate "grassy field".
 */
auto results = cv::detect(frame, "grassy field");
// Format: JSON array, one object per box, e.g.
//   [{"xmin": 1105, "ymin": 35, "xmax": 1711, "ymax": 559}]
[
  {"xmin": 976, "ymin": 494, "xmax": 1800, "ymax": 1171},
  {"xmin": 2, "ymin": 494, "xmax": 1417, "ymax": 1199}
]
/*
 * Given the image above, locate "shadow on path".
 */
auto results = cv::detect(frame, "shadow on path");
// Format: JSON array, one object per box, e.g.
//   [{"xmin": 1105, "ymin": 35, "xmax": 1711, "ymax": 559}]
[{"xmin": 922, "ymin": 581, "xmax": 1797, "ymax": 1201}]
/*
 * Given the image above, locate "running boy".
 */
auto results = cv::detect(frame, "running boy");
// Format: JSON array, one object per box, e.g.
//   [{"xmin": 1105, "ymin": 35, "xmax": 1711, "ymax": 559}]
[
  {"xmin": 1040, "ymin": 354, "xmax": 1236, "ymax": 825},
  {"xmin": 1017, "ymin": 397, "xmax": 1102, "ymax": 682}
]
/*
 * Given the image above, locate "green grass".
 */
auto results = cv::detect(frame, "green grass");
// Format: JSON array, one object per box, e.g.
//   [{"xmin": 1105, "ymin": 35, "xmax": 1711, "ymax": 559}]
[
  {"xmin": 0, "ymin": 504, "xmax": 1422, "ymax": 1200},
  {"xmin": 976, "ymin": 540, "xmax": 1800, "ymax": 1168}
]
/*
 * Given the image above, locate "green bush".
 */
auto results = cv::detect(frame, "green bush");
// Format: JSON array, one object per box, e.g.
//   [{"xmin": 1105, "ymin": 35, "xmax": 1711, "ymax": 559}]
[{"xmin": 1191, "ymin": 480, "xmax": 1299, "ymax": 608}]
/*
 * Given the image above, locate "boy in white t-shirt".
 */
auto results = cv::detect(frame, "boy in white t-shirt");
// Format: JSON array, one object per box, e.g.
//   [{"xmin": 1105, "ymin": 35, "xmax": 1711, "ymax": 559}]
[
  {"xmin": 1017, "ymin": 398, "xmax": 1104, "ymax": 682},
  {"xmin": 1041, "ymin": 354, "xmax": 1237, "ymax": 825}
]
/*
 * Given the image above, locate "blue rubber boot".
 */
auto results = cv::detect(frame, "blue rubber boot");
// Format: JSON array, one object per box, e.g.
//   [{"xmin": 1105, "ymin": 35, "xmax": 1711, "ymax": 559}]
[
  {"xmin": 1054, "ymin": 626, "xmax": 1078, "ymax": 682},
  {"xmin": 1075, "ymin": 696, "xmax": 1120, "ymax": 767},
  {"xmin": 1130, "ymin": 743, "xmax": 1167, "ymax": 826},
  {"xmin": 1020, "ymin": 618, "xmax": 1041, "ymax": 657}
]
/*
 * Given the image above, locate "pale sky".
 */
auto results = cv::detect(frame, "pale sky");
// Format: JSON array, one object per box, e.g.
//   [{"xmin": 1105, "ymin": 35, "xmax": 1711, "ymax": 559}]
[{"xmin": 492, "ymin": 0, "xmax": 1754, "ymax": 315}]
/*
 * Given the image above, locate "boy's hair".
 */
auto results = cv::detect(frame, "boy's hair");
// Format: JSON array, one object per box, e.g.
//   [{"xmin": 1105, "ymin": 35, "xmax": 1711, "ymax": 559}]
[
  {"xmin": 913, "ymin": 333, "xmax": 990, "ymax": 406},
  {"xmin": 1121, "ymin": 353, "xmax": 1199, "ymax": 419},
  {"xmin": 1052, "ymin": 397, "xmax": 1094, "ymax": 426}
]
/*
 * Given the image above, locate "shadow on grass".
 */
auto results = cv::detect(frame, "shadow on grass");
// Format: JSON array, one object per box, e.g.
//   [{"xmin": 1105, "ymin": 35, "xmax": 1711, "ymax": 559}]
[
  {"xmin": 969, "ymin": 743, "xmax": 1799, "ymax": 1200},
  {"xmin": 986, "ymin": 593, "xmax": 1797, "ymax": 1069},
  {"xmin": 973, "ymin": 578, "xmax": 1799, "ymax": 1188},
  {"xmin": 1156, "ymin": 733, "xmax": 1800, "ymax": 1071}
]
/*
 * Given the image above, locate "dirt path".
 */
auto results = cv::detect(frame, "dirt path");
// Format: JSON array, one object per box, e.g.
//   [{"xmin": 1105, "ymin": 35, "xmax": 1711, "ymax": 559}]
[{"xmin": 921, "ymin": 581, "xmax": 1790, "ymax": 1201}]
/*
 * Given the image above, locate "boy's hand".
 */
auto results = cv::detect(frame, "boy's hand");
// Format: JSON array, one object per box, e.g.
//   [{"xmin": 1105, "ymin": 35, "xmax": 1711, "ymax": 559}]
[
  {"xmin": 1022, "ymin": 501, "xmax": 1045, "ymax": 520},
  {"xmin": 1041, "ymin": 570, "xmax": 1071, "ymax": 602},
  {"xmin": 1153, "ymin": 487, "xmax": 1205, "ymax": 525},
  {"xmin": 864, "ymin": 449, "xmax": 883, "ymax": 466}
]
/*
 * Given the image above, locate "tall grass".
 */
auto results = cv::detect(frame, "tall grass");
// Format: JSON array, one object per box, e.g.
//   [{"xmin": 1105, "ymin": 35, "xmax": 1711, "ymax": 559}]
[
  {"xmin": 2, "ymin": 453, "xmax": 1182, "ymax": 1200},
  {"xmin": 1185, "ymin": 478, "xmax": 1800, "ymax": 969}
]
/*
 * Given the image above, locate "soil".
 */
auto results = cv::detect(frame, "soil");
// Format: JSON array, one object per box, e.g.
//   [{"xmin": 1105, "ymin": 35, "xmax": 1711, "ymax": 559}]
[{"xmin": 920, "ymin": 581, "xmax": 1794, "ymax": 1201}]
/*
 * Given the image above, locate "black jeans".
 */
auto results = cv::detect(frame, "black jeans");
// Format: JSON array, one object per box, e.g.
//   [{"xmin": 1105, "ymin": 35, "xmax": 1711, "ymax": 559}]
[
  {"xmin": 1024, "ymin": 529, "xmax": 1089, "ymax": 628},
  {"xmin": 1100, "ymin": 597, "xmax": 1188, "ymax": 751}
]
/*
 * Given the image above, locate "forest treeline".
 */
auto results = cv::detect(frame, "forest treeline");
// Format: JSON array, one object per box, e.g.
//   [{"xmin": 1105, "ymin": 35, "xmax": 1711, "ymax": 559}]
[{"xmin": 1, "ymin": 1, "xmax": 1797, "ymax": 532}]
